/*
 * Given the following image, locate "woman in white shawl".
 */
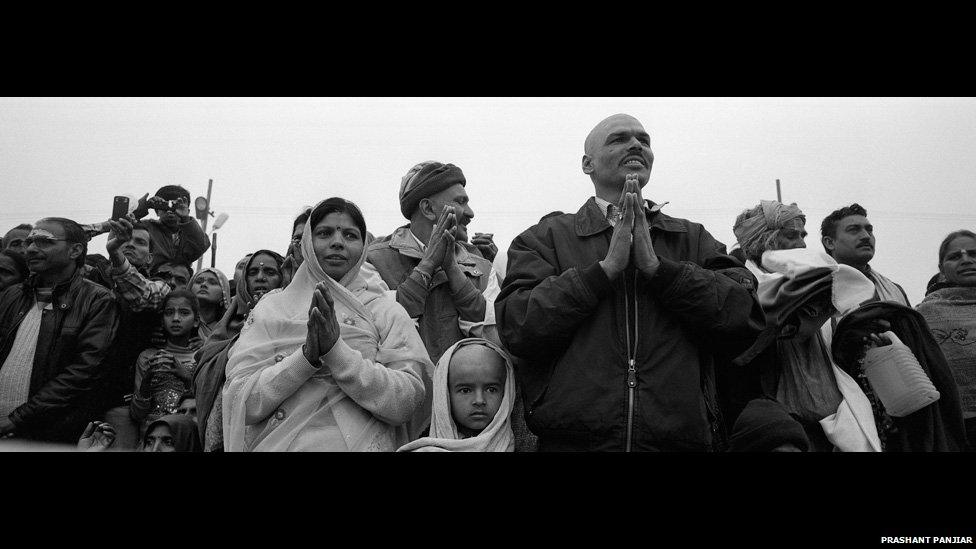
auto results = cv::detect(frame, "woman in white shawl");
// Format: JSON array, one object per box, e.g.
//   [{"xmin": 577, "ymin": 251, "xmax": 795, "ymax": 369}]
[
  {"xmin": 397, "ymin": 338, "xmax": 514, "ymax": 452},
  {"xmin": 223, "ymin": 198, "xmax": 432, "ymax": 452}
]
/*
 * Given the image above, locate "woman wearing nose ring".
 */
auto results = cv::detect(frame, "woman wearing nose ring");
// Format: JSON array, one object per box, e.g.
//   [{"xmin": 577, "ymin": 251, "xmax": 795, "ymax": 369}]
[
  {"xmin": 223, "ymin": 198, "xmax": 432, "ymax": 451},
  {"xmin": 917, "ymin": 229, "xmax": 976, "ymax": 448}
]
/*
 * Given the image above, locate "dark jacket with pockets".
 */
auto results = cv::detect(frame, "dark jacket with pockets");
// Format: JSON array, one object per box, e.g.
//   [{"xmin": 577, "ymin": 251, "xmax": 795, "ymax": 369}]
[
  {"xmin": 495, "ymin": 197, "xmax": 765, "ymax": 451},
  {"xmin": 0, "ymin": 271, "xmax": 119, "ymax": 443}
]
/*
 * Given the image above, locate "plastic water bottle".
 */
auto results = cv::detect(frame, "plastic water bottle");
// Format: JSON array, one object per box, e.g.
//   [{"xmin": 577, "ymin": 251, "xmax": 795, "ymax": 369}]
[{"xmin": 861, "ymin": 331, "xmax": 940, "ymax": 417}]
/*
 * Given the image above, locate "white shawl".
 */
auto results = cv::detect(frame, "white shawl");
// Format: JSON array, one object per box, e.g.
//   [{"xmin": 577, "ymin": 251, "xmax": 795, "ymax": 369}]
[
  {"xmin": 396, "ymin": 338, "xmax": 514, "ymax": 452},
  {"xmin": 222, "ymin": 201, "xmax": 433, "ymax": 451},
  {"xmin": 760, "ymin": 248, "xmax": 882, "ymax": 452}
]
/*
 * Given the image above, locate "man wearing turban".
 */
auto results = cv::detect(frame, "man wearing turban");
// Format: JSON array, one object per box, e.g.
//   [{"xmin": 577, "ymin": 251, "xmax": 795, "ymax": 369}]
[
  {"xmin": 732, "ymin": 200, "xmax": 808, "ymax": 277},
  {"xmin": 367, "ymin": 161, "xmax": 502, "ymax": 364}
]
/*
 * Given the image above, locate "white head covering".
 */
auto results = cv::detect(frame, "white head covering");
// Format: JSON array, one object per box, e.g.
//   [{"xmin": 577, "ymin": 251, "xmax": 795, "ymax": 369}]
[
  {"xmin": 223, "ymin": 199, "xmax": 432, "ymax": 451},
  {"xmin": 397, "ymin": 338, "xmax": 515, "ymax": 452},
  {"xmin": 733, "ymin": 200, "xmax": 806, "ymax": 262}
]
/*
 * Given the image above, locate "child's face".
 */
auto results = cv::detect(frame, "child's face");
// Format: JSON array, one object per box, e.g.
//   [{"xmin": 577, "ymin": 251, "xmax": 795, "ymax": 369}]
[
  {"xmin": 448, "ymin": 345, "xmax": 506, "ymax": 437},
  {"xmin": 163, "ymin": 297, "xmax": 196, "ymax": 338}
]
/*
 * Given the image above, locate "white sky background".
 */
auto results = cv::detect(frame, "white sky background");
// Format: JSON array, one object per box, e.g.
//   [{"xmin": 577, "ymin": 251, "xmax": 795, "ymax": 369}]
[{"xmin": 2, "ymin": 97, "xmax": 975, "ymax": 307}]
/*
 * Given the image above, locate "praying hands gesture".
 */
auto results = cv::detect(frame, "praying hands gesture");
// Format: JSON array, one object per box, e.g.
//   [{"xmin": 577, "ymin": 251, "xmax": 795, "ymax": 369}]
[
  {"xmin": 418, "ymin": 206, "xmax": 457, "ymax": 279},
  {"xmin": 625, "ymin": 175, "xmax": 660, "ymax": 279},
  {"xmin": 599, "ymin": 175, "xmax": 660, "ymax": 280},
  {"xmin": 303, "ymin": 281, "xmax": 341, "ymax": 367}
]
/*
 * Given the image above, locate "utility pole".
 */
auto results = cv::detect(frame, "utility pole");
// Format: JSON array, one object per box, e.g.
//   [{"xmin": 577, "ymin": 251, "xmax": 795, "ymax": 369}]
[
  {"xmin": 195, "ymin": 178, "xmax": 214, "ymax": 273},
  {"xmin": 776, "ymin": 178, "xmax": 782, "ymax": 202}
]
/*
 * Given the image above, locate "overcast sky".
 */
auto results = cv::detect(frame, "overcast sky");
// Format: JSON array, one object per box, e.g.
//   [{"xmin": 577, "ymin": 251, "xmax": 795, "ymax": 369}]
[{"xmin": 2, "ymin": 97, "xmax": 974, "ymax": 306}]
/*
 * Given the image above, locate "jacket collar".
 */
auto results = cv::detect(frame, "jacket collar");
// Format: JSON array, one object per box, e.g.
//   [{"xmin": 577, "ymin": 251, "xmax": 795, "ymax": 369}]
[
  {"xmin": 574, "ymin": 196, "xmax": 688, "ymax": 237},
  {"xmin": 23, "ymin": 269, "xmax": 82, "ymax": 310}
]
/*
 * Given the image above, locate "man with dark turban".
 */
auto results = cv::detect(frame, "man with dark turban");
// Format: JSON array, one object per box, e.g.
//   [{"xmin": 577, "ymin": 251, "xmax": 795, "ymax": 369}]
[
  {"xmin": 366, "ymin": 163, "xmax": 518, "ymax": 443},
  {"xmin": 367, "ymin": 161, "xmax": 501, "ymax": 364}
]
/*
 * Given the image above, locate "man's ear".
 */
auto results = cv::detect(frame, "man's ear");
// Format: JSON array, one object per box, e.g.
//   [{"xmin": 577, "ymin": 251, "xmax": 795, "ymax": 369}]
[
  {"xmin": 68, "ymin": 243, "xmax": 85, "ymax": 264},
  {"xmin": 419, "ymin": 198, "xmax": 438, "ymax": 222},
  {"xmin": 146, "ymin": 251, "xmax": 154, "ymax": 266},
  {"xmin": 821, "ymin": 236, "xmax": 835, "ymax": 255},
  {"xmin": 582, "ymin": 154, "xmax": 594, "ymax": 175}
]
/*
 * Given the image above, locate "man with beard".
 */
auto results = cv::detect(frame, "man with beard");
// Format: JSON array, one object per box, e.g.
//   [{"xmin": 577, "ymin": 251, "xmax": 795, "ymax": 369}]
[
  {"xmin": 495, "ymin": 114, "xmax": 764, "ymax": 452},
  {"xmin": 820, "ymin": 203, "xmax": 909, "ymax": 306},
  {"xmin": 0, "ymin": 218, "xmax": 119, "ymax": 443}
]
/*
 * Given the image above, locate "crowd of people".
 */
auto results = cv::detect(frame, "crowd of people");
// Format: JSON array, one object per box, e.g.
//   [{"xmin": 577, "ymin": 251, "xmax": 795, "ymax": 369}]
[{"xmin": 1, "ymin": 112, "xmax": 973, "ymax": 452}]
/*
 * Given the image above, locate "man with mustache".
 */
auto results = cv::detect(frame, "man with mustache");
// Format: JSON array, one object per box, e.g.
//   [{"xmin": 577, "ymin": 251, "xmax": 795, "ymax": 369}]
[
  {"xmin": 367, "ymin": 162, "xmax": 513, "ymax": 443},
  {"xmin": 495, "ymin": 114, "xmax": 765, "ymax": 452},
  {"xmin": 0, "ymin": 218, "xmax": 119, "ymax": 443},
  {"xmin": 367, "ymin": 161, "xmax": 501, "ymax": 364},
  {"xmin": 820, "ymin": 203, "xmax": 910, "ymax": 306}
]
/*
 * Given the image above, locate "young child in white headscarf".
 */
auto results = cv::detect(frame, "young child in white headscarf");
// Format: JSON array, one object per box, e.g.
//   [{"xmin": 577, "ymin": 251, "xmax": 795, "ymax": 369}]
[{"xmin": 398, "ymin": 337, "xmax": 515, "ymax": 452}]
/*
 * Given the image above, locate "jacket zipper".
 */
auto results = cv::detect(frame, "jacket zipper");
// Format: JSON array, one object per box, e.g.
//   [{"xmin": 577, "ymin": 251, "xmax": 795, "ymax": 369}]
[
  {"xmin": 624, "ymin": 270, "xmax": 639, "ymax": 452},
  {"xmin": 626, "ymin": 358, "xmax": 636, "ymax": 451}
]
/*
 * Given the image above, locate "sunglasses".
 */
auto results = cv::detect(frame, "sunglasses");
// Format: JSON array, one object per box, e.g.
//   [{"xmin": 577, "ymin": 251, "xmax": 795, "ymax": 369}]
[{"xmin": 24, "ymin": 236, "xmax": 69, "ymax": 247}]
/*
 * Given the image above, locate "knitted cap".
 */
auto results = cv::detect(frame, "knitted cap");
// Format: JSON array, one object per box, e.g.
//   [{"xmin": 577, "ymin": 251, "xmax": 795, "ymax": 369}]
[{"xmin": 729, "ymin": 398, "xmax": 810, "ymax": 452}]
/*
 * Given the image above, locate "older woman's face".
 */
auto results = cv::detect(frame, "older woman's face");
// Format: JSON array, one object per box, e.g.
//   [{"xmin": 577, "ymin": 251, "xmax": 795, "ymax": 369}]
[
  {"xmin": 312, "ymin": 212, "xmax": 364, "ymax": 282},
  {"xmin": 246, "ymin": 252, "xmax": 282, "ymax": 300},
  {"xmin": 941, "ymin": 236, "xmax": 976, "ymax": 287},
  {"xmin": 143, "ymin": 424, "xmax": 176, "ymax": 452}
]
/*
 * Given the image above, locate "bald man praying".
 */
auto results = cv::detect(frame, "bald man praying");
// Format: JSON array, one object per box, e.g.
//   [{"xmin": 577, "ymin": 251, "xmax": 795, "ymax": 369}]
[{"xmin": 495, "ymin": 114, "xmax": 765, "ymax": 451}]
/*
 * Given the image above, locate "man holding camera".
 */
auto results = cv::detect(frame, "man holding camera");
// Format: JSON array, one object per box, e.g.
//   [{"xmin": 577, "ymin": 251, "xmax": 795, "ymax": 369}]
[{"xmin": 136, "ymin": 185, "xmax": 211, "ymax": 271}]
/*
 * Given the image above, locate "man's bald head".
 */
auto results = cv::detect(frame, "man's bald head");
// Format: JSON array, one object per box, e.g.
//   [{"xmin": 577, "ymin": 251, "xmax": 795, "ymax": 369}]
[
  {"xmin": 584, "ymin": 113, "xmax": 644, "ymax": 156},
  {"xmin": 582, "ymin": 113, "xmax": 654, "ymax": 193}
]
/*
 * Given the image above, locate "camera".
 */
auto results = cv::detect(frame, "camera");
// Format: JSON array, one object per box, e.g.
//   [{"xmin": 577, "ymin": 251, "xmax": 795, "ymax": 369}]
[{"xmin": 148, "ymin": 196, "xmax": 185, "ymax": 213}]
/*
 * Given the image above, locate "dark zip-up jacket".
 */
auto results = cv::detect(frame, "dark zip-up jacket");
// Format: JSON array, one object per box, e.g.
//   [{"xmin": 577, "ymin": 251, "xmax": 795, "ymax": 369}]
[
  {"xmin": 495, "ymin": 197, "xmax": 765, "ymax": 451},
  {"xmin": 0, "ymin": 271, "xmax": 119, "ymax": 442}
]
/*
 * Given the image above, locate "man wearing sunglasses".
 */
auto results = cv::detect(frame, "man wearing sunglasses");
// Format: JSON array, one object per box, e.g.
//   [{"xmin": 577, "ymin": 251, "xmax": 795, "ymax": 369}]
[{"xmin": 0, "ymin": 217, "xmax": 119, "ymax": 443}]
